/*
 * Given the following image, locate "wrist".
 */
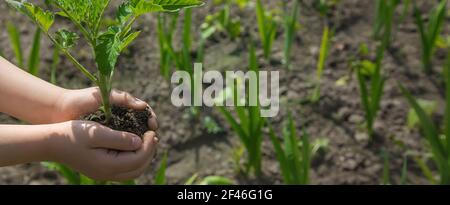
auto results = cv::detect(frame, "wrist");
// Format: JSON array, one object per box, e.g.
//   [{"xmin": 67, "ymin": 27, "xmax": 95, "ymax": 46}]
[
  {"xmin": 51, "ymin": 89, "xmax": 77, "ymax": 122},
  {"xmin": 42, "ymin": 121, "xmax": 72, "ymax": 163}
]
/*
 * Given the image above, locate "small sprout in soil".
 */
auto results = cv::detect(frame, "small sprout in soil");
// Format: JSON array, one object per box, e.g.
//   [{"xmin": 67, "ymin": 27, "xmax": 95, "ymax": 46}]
[
  {"xmin": 398, "ymin": 52, "xmax": 450, "ymax": 184},
  {"xmin": 357, "ymin": 0, "xmax": 397, "ymax": 139},
  {"xmin": 268, "ymin": 114, "xmax": 310, "ymax": 185},
  {"xmin": 282, "ymin": 0, "xmax": 300, "ymax": 68},
  {"xmin": 413, "ymin": 0, "xmax": 448, "ymax": 73},
  {"xmin": 256, "ymin": 0, "xmax": 277, "ymax": 61}
]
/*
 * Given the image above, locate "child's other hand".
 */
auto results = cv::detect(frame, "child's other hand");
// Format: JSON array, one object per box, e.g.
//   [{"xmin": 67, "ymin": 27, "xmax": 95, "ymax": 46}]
[
  {"xmin": 48, "ymin": 121, "xmax": 158, "ymax": 181},
  {"xmin": 54, "ymin": 87, "xmax": 158, "ymax": 131}
]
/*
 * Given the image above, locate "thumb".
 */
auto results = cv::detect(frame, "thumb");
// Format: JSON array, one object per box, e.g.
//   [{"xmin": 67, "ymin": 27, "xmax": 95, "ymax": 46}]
[{"xmin": 110, "ymin": 89, "xmax": 148, "ymax": 110}]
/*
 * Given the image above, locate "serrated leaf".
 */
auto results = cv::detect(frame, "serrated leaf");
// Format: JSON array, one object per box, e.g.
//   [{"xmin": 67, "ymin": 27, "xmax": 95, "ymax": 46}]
[
  {"xmin": 95, "ymin": 26, "xmax": 122, "ymax": 76},
  {"xmin": 6, "ymin": 0, "xmax": 55, "ymax": 32},
  {"xmin": 52, "ymin": 0, "xmax": 109, "ymax": 33},
  {"xmin": 117, "ymin": 2, "xmax": 134, "ymax": 25},
  {"xmin": 130, "ymin": 0, "xmax": 204, "ymax": 16},
  {"xmin": 120, "ymin": 31, "xmax": 141, "ymax": 51},
  {"xmin": 152, "ymin": 0, "xmax": 204, "ymax": 11},
  {"xmin": 55, "ymin": 29, "xmax": 79, "ymax": 49}
]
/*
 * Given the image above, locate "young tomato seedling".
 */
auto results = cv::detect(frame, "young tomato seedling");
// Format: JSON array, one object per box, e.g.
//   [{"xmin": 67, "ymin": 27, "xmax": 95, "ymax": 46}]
[{"xmin": 7, "ymin": 0, "xmax": 204, "ymax": 122}]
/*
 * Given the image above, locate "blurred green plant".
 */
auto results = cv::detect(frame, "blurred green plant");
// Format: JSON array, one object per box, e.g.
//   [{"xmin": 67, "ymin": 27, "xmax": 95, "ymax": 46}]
[
  {"xmin": 185, "ymin": 174, "xmax": 234, "ymax": 185},
  {"xmin": 311, "ymin": 25, "xmax": 333, "ymax": 102},
  {"xmin": 6, "ymin": 22, "xmax": 42, "ymax": 76},
  {"xmin": 50, "ymin": 48, "xmax": 61, "ymax": 84},
  {"xmin": 413, "ymin": 0, "xmax": 447, "ymax": 73},
  {"xmin": 407, "ymin": 99, "xmax": 437, "ymax": 129},
  {"xmin": 311, "ymin": 0, "xmax": 340, "ymax": 17},
  {"xmin": 217, "ymin": 41, "xmax": 265, "ymax": 176},
  {"xmin": 357, "ymin": 0, "xmax": 397, "ymax": 138},
  {"xmin": 256, "ymin": 0, "xmax": 277, "ymax": 61},
  {"xmin": 381, "ymin": 149, "xmax": 408, "ymax": 185},
  {"xmin": 373, "ymin": 0, "xmax": 400, "ymax": 39},
  {"xmin": 282, "ymin": 0, "xmax": 300, "ymax": 68},
  {"xmin": 156, "ymin": 12, "xmax": 179, "ymax": 80},
  {"xmin": 154, "ymin": 152, "xmax": 168, "ymax": 185},
  {"xmin": 202, "ymin": 0, "xmax": 242, "ymax": 40},
  {"xmin": 203, "ymin": 116, "xmax": 223, "ymax": 134},
  {"xmin": 398, "ymin": 51, "xmax": 450, "ymax": 184},
  {"xmin": 268, "ymin": 115, "xmax": 310, "ymax": 185}
]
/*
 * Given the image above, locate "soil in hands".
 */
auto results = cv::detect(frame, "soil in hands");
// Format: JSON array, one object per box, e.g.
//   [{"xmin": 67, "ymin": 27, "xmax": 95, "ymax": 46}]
[{"xmin": 83, "ymin": 106, "xmax": 149, "ymax": 137}]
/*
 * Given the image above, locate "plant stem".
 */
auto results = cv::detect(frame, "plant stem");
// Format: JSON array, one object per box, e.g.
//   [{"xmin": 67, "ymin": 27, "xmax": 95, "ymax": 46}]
[{"xmin": 98, "ymin": 74, "xmax": 112, "ymax": 122}]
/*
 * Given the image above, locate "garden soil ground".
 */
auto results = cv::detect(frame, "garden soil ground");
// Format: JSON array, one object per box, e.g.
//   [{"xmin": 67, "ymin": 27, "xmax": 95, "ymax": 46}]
[{"xmin": 0, "ymin": 0, "xmax": 449, "ymax": 184}]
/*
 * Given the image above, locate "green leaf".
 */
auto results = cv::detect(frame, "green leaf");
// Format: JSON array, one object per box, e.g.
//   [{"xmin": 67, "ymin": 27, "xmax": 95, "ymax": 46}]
[
  {"xmin": 95, "ymin": 26, "xmax": 122, "ymax": 77},
  {"xmin": 199, "ymin": 176, "xmax": 234, "ymax": 185},
  {"xmin": 50, "ymin": 47, "xmax": 60, "ymax": 85},
  {"xmin": 6, "ymin": 22, "xmax": 24, "ymax": 68},
  {"xmin": 300, "ymin": 129, "xmax": 310, "ymax": 184},
  {"xmin": 316, "ymin": 25, "xmax": 332, "ymax": 80},
  {"xmin": 52, "ymin": 0, "xmax": 109, "ymax": 33},
  {"xmin": 284, "ymin": 115, "xmax": 302, "ymax": 184},
  {"xmin": 400, "ymin": 156, "xmax": 408, "ymax": 185},
  {"xmin": 117, "ymin": 2, "xmax": 134, "ymax": 25},
  {"xmin": 28, "ymin": 28, "xmax": 42, "ymax": 76},
  {"xmin": 268, "ymin": 125, "xmax": 291, "ymax": 183},
  {"xmin": 6, "ymin": 0, "xmax": 55, "ymax": 32},
  {"xmin": 184, "ymin": 173, "xmax": 198, "ymax": 185},
  {"xmin": 80, "ymin": 174, "xmax": 96, "ymax": 185},
  {"xmin": 154, "ymin": 152, "xmax": 168, "ymax": 185},
  {"xmin": 120, "ymin": 31, "xmax": 141, "ymax": 51},
  {"xmin": 218, "ymin": 106, "xmax": 250, "ymax": 148},
  {"xmin": 399, "ymin": 83, "xmax": 448, "ymax": 180},
  {"xmin": 445, "ymin": 52, "xmax": 450, "ymax": 155},
  {"xmin": 427, "ymin": 0, "xmax": 447, "ymax": 51},
  {"xmin": 151, "ymin": 0, "xmax": 205, "ymax": 11},
  {"xmin": 41, "ymin": 162, "xmax": 80, "ymax": 185},
  {"xmin": 130, "ymin": 0, "xmax": 204, "ymax": 16},
  {"xmin": 407, "ymin": 99, "xmax": 437, "ymax": 129},
  {"xmin": 55, "ymin": 29, "xmax": 79, "ymax": 49},
  {"xmin": 359, "ymin": 60, "xmax": 376, "ymax": 76}
]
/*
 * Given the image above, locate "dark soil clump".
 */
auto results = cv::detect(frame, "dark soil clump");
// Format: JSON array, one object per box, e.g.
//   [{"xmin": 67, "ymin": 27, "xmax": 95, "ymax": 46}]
[{"xmin": 83, "ymin": 106, "xmax": 149, "ymax": 137}]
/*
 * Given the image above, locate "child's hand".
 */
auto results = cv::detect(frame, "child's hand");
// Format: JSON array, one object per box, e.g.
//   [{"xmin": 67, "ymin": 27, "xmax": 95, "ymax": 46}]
[
  {"xmin": 53, "ymin": 87, "xmax": 158, "ymax": 131},
  {"xmin": 48, "ymin": 121, "xmax": 158, "ymax": 181},
  {"xmin": 48, "ymin": 87, "xmax": 159, "ymax": 181}
]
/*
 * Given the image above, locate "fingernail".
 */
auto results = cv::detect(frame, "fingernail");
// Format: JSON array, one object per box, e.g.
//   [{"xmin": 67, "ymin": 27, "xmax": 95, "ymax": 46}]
[
  {"xmin": 154, "ymin": 136, "xmax": 159, "ymax": 144},
  {"xmin": 134, "ymin": 97, "xmax": 145, "ymax": 103}
]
